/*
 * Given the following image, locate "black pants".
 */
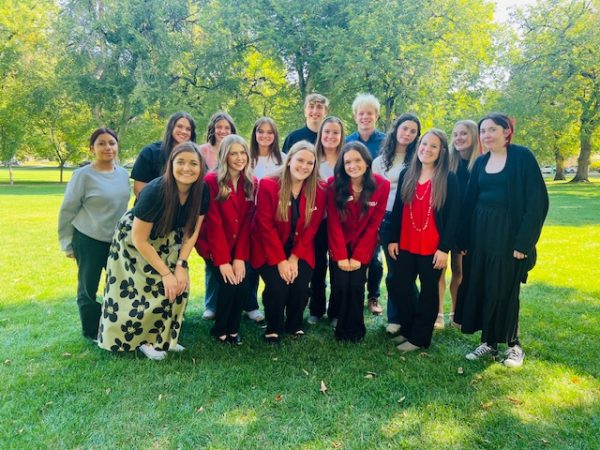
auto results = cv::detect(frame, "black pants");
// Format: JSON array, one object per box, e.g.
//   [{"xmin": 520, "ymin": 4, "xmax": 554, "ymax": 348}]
[
  {"xmin": 72, "ymin": 228, "xmax": 110, "ymax": 339},
  {"xmin": 309, "ymin": 219, "xmax": 336, "ymax": 318},
  {"xmin": 207, "ymin": 263, "xmax": 248, "ymax": 337},
  {"xmin": 331, "ymin": 263, "xmax": 369, "ymax": 342},
  {"xmin": 389, "ymin": 250, "xmax": 442, "ymax": 347},
  {"xmin": 260, "ymin": 260, "xmax": 313, "ymax": 335}
]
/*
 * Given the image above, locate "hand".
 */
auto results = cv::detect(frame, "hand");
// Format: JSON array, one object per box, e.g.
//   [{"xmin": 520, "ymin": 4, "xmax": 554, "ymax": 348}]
[
  {"xmin": 349, "ymin": 258, "xmax": 361, "ymax": 271},
  {"xmin": 432, "ymin": 250, "xmax": 448, "ymax": 269},
  {"xmin": 337, "ymin": 259, "xmax": 351, "ymax": 271},
  {"xmin": 277, "ymin": 260, "xmax": 292, "ymax": 284},
  {"xmin": 161, "ymin": 272, "xmax": 178, "ymax": 302},
  {"xmin": 287, "ymin": 255, "xmax": 299, "ymax": 283},
  {"xmin": 219, "ymin": 263, "xmax": 238, "ymax": 285},
  {"xmin": 513, "ymin": 250, "xmax": 527, "ymax": 260},
  {"xmin": 174, "ymin": 265, "xmax": 189, "ymax": 295},
  {"xmin": 232, "ymin": 259, "xmax": 246, "ymax": 283},
  {"xmin": 387, "ymin": 243, "xmax": 399, "ymax": 261},
  {"xmin": 460, "ymin": 250, "xmax": 468, "ymax": 256}
]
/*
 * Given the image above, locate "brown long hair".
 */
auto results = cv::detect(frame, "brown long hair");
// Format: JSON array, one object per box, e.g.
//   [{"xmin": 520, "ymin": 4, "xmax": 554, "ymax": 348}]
[
  {"xmin": 315, "ymin": 116, "xmax": 345, "ymax": 163},
  {"xmin": 206, "ymin": 111, "xmax": 237, "ymax": 146},
  {"xmin": 276, "ymin": 141, "xmax": 320, "ymax": 227},
  {"xmin": 333, "ymin": 142, "xmax": 376, "ymax": 219},
  {"xmin": 400, "ymin": 129, "xmax": 450, "ymax": 211},
  {"xmin": 154, "ymin": 142, "xmax": 206, "ymax": 238},
  {"xmin": 215, "ymin": 135, "xmax": 254, "ymax": 201},
  {"xmin": 250, "ymin": 117, "xmax": 282, "ymax": 166}
]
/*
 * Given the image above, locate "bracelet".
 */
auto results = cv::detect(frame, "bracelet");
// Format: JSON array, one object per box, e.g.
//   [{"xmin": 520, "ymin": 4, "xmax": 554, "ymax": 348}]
[{"xmin": 160, "ymin": 271, "xmax": 171, "ymax": 277}]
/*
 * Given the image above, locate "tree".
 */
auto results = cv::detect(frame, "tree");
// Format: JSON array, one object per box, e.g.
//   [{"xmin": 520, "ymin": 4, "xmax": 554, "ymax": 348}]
[{"xmin": 508, "ymin": 0, "xmax": 600, "ymax": 182}]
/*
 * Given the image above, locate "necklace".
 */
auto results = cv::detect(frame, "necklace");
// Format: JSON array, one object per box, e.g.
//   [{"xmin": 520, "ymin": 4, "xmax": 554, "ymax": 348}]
[{"xmin": 409, "ymin": 182, "xmax": 433, "ymax": 232}]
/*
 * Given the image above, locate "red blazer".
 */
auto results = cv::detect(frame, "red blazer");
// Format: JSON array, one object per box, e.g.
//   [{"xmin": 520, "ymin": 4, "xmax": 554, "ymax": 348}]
[
  {"xmin": 195, "ymin": 172, "xmax": 256, "ymax": 266},
  {"xmin": 251, "ymin": 176, "xmax": 326, "ymax": 269},
  {"xmin": 327, "ymin": 173, "xmax": 390, "ymax": 265}
]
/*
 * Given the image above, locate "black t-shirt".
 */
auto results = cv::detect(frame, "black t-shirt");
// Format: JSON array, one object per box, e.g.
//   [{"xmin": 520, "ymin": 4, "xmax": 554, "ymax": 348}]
[
  {"xmin": 281, "ymin": 125, "xmax": 318, "ymax": 153},
  {"xmin": 130, "ymin": 142, "xmax": 167, "ymax": 183},
  {"xmin": 134, "ymin": 177, "xmax": 210, "ymax": 238}
]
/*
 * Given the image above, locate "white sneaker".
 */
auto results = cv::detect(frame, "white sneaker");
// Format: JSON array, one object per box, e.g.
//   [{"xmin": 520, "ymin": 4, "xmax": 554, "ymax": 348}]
[
  {"xmin": 330, "ymin": 318, "xmax": 338, "ymax": 328},
  {"xmin": 466, "ymin": 343, "xmax": 497, "ymax": 361},
  {"xmin": 170, "ymin": 343, "xmax": 185, "ymax": 352},
  {"xmin": 202, "ymin": 309, "xmax": 216, "ymax": 320},
  {"xmin": 392, "ymin": 334, "xmax": 408, "ymax": 344},
  {"xmin": 386, "ymin": 323, "xmax": 401, "ymax": 334},
  {"xmin": 503, "ymin": 345, "xmax": 525, "ymax": 368},
  {"xmin": 307, "ymin": 315, "xmax": 319, "ymax": 325},
  {"xmin": 434, "ymin": 313, "xmax": 445, "ymax": 329},
  {"xmin": 247, "ymin": 309, "xmax": 265, "ymax": 322},
  {"xmin": 139, "ymin": 344, "xmax": 166, "ymax": 360}
]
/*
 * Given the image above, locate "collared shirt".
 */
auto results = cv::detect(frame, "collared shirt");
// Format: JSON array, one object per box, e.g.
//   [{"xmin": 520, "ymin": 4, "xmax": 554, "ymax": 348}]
[{"xmin": 346, "ymin": 130, "xmax": 386, "ymax": 159}]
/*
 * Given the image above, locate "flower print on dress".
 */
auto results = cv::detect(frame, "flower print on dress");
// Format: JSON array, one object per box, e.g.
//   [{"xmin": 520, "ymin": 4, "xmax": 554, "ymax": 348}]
[
  {"xmin": 143, "ymin": 277, "xmax": 164, "ymax": 299},
  {"xmin": 98, "ymin": 322, "xmax": 104, "ymax": 343},
  {"xmin": 152, "ymin": 298, "xmax": 173, "ymax": 320},
  {"xmin": 149, "ymin": 320, "xmax": 166, "ymax": 344},
  {"xmin": 171, "ymin": 314, "xmax": 181, "ymax": 339},
  {"xmin": 103, "ymin": 297, "xmax": 119, "ymax": 322},
  {"xmin": 143, "ymin": 263, "xmax": 159, "ymax": 275},
  {"xmin": 117, "ymin": 217, "xmax": 132, "ymax": 241},
  {"xmin": 119, "ymin": 277, "xmax": 138, "ymax": 299},
  {"xmin": 121, "ymin": 320, "xmax": 143, "ymax": 341},
  {"xmin": 129, "ymin": 296, "xmax": 150, "ymax": 320},
  {"xmin": 110, "ymin": 338, "xmax": 131, "ymax": 352},
  {"xmin": 122, "ymin": 248, "xmax": 137, "ymax": 274},
  {"xmin": 158, "ymin": 241, "xmax": 170, "ymax": 256},
  {"xmin": 108, "ymin": 240, "xmax": 121, "ymax": 260}
]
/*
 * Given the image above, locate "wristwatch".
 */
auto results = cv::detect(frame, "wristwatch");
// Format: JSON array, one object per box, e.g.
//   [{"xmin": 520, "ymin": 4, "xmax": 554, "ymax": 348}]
[{"xmin": 176, "ymin": 259, "xmax": 189, "ymax": 268}]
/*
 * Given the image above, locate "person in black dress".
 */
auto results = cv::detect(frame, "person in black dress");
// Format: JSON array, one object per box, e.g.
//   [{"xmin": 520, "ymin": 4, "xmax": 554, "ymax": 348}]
[{"xmin": 456, "ymin": 113, "xmax": 548, "ymax": 368}]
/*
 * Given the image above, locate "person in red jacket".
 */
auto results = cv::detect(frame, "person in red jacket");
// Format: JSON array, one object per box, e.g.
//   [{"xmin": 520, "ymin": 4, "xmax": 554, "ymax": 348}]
[
  {"xmin": 327, "ymin": 142, "xmax": 390, "ymax": 342},
  {"xmin": 196, "ymin": 135, "xmax": 256, "ymax": 344},
  {"xmin": 251, "ymin": 141, "xmax": 326, "ymax": 343}
]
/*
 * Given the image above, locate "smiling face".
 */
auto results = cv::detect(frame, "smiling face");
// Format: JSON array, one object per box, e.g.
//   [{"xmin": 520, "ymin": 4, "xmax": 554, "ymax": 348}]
[
  {"xmin": 91, "ymin": 133, "xmax": 118, "ymax": 163},
  {"xmin": 396, "ymin": 120, "xmax": 419, "ymax": 149},
  {"xmin": 304, "ymin": 101, "xmax": 327, "ymax": 130},
  {"xmin": 255, "ymin": 123, "xmax": 275, "ymax": 149},
  {"xmin": 417, "ymin": 132, "xmax": 442, "ymax": 166},
  {"xmin": 452, "ymin": 124, "xmax": 473, "ymax": 157},
  {"xmin": 172, "ymin": 150, "xmax": 201, "ymax": 186},
  {"xmin": 479, "ymin": 119, "xmax": 510, "ymax": 152},
  {"xmin": 172, "ymin": 118, "xmax": 193, "ymax": 145},
  {"xmin": 321, "ymin": 121, "xmax": 342, "ymax": 151},
  {"xmin": 288, "ymin": 149, "xmax": 316, "ymax": 182},
  {"xmin": 214, "ymin": 119, "xmax": 232, "ymax": 144},
  {"xmin": 226, "ymin": 143, "xmax": 249, "ymax": 175},
  {"xmin": 344, "ymin": 149, "xmax": 368, "ymax": 180},
  {"xmin": 354, "ymin": 106, "xmax": 378, "ymax": 134}
]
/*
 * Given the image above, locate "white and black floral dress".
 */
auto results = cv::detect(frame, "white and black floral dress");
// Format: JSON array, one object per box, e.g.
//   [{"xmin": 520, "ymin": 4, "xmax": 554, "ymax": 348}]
[{"xmin": 98, "ymin": 177, "xmax": 208, "ymax": 352}]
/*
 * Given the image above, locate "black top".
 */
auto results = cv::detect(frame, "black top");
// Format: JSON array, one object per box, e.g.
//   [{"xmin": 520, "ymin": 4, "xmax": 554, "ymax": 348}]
[
  {"xmin": 283, "ymin": 194, "xmax": 301, "ymax": 256},
  {"xmin": 130, "ymin": 142, "xmax": 166, "ymax": 183},
  {"xmin": 477, "ymin": 168, "xmax": 509, "ymax": 208},
  {"xmin": 383, "ymin": 171, "xmax": 460, "ymax": 253},
  {"xmin": 282, "ymin": 125, "xmax": 318, "ymax": 153},
  {"xmin": 458, "ymin": 144, "xmax": 549, "ymax": 277},
  {"xmin": 134, "ymin": 177, "xmax": 210, "ymax": 239},
  {"xmin": 455, "ymin": 158, "xmax": 470, "ymax": 200}
]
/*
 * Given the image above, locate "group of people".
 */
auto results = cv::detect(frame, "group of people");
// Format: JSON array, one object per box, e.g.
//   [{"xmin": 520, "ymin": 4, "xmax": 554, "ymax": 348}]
[{"xmin": 58, "ymin": 93, "xmax": 548, "ymax": 367}]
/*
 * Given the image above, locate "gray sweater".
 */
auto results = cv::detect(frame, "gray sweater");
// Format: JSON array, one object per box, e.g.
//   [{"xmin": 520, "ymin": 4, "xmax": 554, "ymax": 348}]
[{"xmin": 58, "ymin": 164, "xmax": 131, "ymax": 254}]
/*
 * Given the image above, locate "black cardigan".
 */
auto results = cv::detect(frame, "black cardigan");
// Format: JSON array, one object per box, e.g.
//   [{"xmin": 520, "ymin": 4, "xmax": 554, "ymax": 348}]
[
  {"xmin": 384, "ymin": 170, "xmax": 460, "ymax": 253},
  {"xmin": 458, "ymin": 144, "xmax": 549, "ymax": 277}
]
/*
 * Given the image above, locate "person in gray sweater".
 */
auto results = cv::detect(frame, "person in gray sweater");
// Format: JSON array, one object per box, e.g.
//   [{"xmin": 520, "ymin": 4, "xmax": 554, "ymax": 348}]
[{"xmin": 58, "ymin": 129, "xmax": 130, "ymax": 340}]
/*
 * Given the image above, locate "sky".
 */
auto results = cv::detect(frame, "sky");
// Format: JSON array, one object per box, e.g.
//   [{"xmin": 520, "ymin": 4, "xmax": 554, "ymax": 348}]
[{"xmin": 493, "ymin": 0, "xmax": 537, "ymax": 23}]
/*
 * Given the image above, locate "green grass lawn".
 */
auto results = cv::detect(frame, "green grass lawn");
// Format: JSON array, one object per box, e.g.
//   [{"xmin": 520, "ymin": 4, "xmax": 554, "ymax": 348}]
[{"xmin": 1, "ymin": 169, "xmax": 599, "ymax": 449}]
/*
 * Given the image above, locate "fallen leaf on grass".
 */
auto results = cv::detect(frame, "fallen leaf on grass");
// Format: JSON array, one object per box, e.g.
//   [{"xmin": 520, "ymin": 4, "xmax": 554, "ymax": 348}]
[
  {"xmin": 17, "ymin": 429, "xmax": 24, "ymax": 435},
  {"xmin": 457, "ymin": 367, "xmax": 464, "ymax": 375},
  {"xmin": 45, "ymin": 401, "xmax": 53, "ymax": 406},
  {"xmin": 365, "ymin": 371, "xmax": 377, "ymax": 377},
  {"xmin": 399, "ymin": 356, "xmax": 406, "ymax": 361},
  {"xmin": 195, "ymin": 407, "xmax": 204, "ymax": 413},
  {"xmin": 364, "ymin": 374, "xmax": 374, "ymax": 379},
  {"xmin": 397, "ymin": 396, "xmax": 406, "ymax": 404},
  {"xmin": 274, "ymin": 394, "xmax": 283, "ymax": 402},
  {"xmin": 62, "ymin": 352, "xmax": 72, "ymax": 358},
  {"xmin": 105, "ymin": 388, "xmax": 111, "ymax": 395},
  {"xmin": 507, "ymin": 396, "xmax": 523, "ymax": 405},
  {"xmin": 481, "ymin": 401, "xmax": 494, "ymax": 410},
  {"xmin": 4, "ymin": 359, "xmax": 11, "ymax": 365},
  {"xmin": 272, "ymin": 357, "xmax": 278, "ymax": 361},
  {"xmin": 302, "ymin": 369, "xmax": 309, "ymax": 376},
  {"xmin": 332, "ymin": 441, "xmax": 342, "ymax": 448},
  {"xmin": 320, "ymin": 380, "xmax": 328, "ymax": 395},
  {"xmin": 570, "ymin": 376, "xmax": 580, "ymax": 384},
  {"xmin": 541, "ymin": 438, "xmax": 550, "ymax": 445},
  {"xmin": 158, "ymin": 394, "xmax": 164, "ymax": 401},
  {"xmin": 192, "ymin": 358, "xmax": 196, "ymax": 366},
  {"xmin": 419, "ymin": 352, "xmax": 430, "ymax": 357}
]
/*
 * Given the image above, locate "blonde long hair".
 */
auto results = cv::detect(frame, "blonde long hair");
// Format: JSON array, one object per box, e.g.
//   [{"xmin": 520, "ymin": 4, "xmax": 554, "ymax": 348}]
[
  {"xmin": 276, "ymin": 140, "xmax": 320, "ymax": 227},
  {"xmin": 449, "ymin": 120, "xmax": 481, "ymax": 173},
  {"xmin": 215, "ymin": 135, "xmax": 254, "ymax": 201}
]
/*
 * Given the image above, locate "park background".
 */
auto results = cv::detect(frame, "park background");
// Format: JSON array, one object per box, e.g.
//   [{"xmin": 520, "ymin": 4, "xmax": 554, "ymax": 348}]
[{"xmin": 1, "ymin": 0, "xmax": 599, "ymax": 449}]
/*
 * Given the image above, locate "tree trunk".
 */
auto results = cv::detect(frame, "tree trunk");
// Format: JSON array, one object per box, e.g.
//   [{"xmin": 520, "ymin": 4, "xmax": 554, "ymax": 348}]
[
  {"xmin": 384, "ymin": 95, "xmax": 395, "ymax": 130},
  {"xmin": 570, "ymin": 119, "xmax": 591, "ymax": 182},
  {"xmin": 59, "ymin": 163, "xmax": 64, "ymax": 183},
  {"xmin": 553, "ymin": 144, "xmax": 565, "ymax": 181},
  {"xmin": 8, "ymin": 162, "xmax": 14, "ymax": 185}
]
